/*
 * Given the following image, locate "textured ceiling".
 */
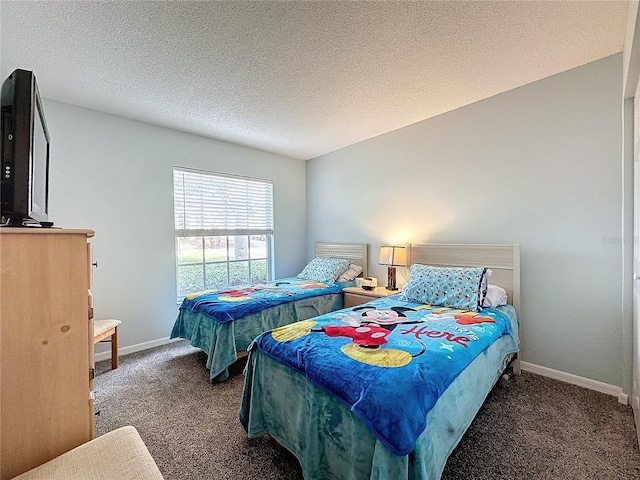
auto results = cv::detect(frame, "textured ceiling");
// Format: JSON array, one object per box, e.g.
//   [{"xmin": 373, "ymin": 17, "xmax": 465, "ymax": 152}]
[{"xmin": 0, "ymin": 1, "xmax": 629, "ymax": 160}]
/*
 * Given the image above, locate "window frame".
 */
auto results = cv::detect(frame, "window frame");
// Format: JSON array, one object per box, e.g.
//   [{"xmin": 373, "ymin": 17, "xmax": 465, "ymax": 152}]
[{"xmin": 173, "ymin": 167, "xmax": 274, "ymax": 301}]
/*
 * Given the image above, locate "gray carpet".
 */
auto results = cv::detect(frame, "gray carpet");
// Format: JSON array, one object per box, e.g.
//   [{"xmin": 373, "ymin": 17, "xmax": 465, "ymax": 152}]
[{"xmin": 95, "ymin": 341, "xmax": 640, "ymax": 480}]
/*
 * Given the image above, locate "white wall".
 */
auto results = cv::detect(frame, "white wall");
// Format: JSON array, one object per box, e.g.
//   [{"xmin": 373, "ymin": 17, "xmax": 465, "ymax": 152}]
[
  {"xmin": 306, "ymin": 54, "xmax": 627, "ymax": 391},
  {"xmin": 43, "ymin": 101, "xmax": 306, "ymax": 351},
  {"xmin": 622, "ymin": 0, "xmax": 640, "ymax": 433}
]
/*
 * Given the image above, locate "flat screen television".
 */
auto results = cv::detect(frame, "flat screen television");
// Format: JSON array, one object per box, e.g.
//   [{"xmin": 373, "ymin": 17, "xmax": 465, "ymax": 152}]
[{"xmin": 1, "ymin": 69, "xmax": 52, "ymax": 227}]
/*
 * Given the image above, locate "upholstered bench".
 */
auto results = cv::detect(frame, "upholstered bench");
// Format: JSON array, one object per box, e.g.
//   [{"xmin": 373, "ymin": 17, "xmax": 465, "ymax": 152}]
[
  {"xmin": 94, "ymin": 319, "xmax": 122, "ymax": 369},
  {"xmin": 13, "ymin": 426, "xmax": 164, "ymax": 479}
]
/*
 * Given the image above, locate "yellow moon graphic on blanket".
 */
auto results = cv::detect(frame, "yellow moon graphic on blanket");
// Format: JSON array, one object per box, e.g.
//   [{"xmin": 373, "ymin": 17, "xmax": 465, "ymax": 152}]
[
  {"xmin": 217, "ymin": 296, "xmax": 252, "ymax": 302},
  {"xmin": 272, "ymin": 320, "xmax": 317, "ymax": 342},
  {"xmin": 186, "ymin": 289, "xmax": 217, "ymax": 300},
  {"xmin": 341, "ymin": 345, "xmax": 412, "ymax": 367}
]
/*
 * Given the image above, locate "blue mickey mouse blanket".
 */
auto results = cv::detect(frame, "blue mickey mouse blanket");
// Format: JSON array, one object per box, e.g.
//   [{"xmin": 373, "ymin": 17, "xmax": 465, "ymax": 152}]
[
  {"xmin": 254, "ymin": 295, "xmax": 517, "ymax": 456},
  {"xmin": 180, "ymin": 277, "xmax": 346, "ymax": 323}
]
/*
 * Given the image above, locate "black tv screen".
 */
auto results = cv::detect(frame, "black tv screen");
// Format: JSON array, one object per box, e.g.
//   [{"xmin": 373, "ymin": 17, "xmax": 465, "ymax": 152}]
[{"xmin": 1, "ymin": 69, "xmax": 51, "ymax": 227}]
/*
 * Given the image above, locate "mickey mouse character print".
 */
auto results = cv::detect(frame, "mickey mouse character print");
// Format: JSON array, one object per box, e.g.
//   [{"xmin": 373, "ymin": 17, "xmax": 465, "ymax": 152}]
[{"xmin": 271, "ymin": 305, "xmax": 427, "ymax": 368}]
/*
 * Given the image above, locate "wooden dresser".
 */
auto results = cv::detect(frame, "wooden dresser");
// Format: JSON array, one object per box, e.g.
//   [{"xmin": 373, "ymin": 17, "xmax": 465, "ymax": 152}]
[{"xmin": 0, "ymin": 228, "xmax": 95, "ymax": 479}]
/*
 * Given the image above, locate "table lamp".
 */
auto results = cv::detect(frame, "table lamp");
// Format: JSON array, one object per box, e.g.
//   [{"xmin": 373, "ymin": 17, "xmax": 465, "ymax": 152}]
[{"xmin": 378, "ymin": 245, "xmax": 407, "ymax": 290}]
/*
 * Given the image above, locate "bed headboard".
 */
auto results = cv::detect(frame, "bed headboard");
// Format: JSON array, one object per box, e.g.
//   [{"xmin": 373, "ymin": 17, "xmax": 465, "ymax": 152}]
[
  {"xmin": 408, "ymin": 243, "xmax": 520, "ymax": 317},
  {"xmin": 314, "ymin": 242, "xmax": 369, "ymax": 277}
]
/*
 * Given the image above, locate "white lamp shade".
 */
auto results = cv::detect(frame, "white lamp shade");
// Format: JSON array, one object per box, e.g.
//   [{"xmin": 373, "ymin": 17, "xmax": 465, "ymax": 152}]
[{"xmin": 378, "ymin": 245, "xmax": 407, "ymax": 267}]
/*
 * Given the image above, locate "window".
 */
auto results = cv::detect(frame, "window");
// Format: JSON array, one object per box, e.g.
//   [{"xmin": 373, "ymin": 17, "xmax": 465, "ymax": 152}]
[{"xmin": 173, "ymin": 167, "xmax": 274, "ymax": 300}]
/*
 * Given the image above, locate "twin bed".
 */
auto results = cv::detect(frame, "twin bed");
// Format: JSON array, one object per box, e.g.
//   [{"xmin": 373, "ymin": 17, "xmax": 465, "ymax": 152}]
[
  {"xmin": 172, "ymin": 241, "xmax": 521, "ymax": 479},
  {"xmin": 171, "ymin": 241, "xmax": 368, "ymax": 381},
  {"xmin": 239, "ymin": 243, "xmax": 521, "ymax": 480}
]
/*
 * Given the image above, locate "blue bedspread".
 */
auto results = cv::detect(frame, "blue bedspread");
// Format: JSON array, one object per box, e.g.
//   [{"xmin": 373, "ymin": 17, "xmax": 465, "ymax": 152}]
[
  {"xmin": 180, "ymin": 277, "xmax": 346, "ymax": 323},
  {"xmin": 255, "ymin": 295, "xmax": 515, "ymax": 456}
]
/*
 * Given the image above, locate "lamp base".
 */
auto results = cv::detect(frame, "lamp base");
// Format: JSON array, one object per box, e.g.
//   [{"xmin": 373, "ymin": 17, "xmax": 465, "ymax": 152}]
[{"xmin": 386, "ymin": 266, "xmax": 398, "ymax": 291}]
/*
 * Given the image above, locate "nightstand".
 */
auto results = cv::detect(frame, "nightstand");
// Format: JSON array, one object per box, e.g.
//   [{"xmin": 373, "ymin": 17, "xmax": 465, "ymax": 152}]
[{"xmin": 343, "ymin": 286, "xmax": 401, "ymax": 308}]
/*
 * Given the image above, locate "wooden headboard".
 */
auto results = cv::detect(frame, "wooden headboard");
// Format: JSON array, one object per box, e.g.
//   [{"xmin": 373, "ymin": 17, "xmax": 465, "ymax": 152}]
[
  {"xmin": 314, "ymin": 242, "xmax": 369, "ymax": 277},
  {"xmin": 408, "ymin": 243, "xmax": 520, "ymax": 317}
]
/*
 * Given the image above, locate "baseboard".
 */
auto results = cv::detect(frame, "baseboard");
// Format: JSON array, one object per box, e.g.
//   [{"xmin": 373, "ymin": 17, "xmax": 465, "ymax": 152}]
[
  {"xmin": 521, "ymin": 361, "xmax": 629, "ymax": 405},
  {"xmin": 94, "ymin": 336, "xmax": 181, "ymax": 363}
]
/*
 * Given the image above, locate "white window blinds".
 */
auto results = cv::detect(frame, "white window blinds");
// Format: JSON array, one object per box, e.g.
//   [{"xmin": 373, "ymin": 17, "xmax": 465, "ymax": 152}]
[{"xmin": 173, "ymin": 167, "xmax": 274, "ymax": 237}]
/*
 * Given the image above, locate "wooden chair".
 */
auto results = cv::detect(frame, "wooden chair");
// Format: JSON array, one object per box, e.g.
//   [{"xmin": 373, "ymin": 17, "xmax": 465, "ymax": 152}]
[{"xmin": 93, "ymin": 319, "xmax": 121, "ymax": 370}]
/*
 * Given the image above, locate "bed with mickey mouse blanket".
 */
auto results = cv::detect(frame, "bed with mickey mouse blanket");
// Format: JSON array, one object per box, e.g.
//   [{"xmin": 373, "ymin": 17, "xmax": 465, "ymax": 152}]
[
  {"xmin": 171, "ymin": 242, "xmax": 368, "ymax": 382},
  {"xmin": 240, "ymin": 243, "xmax": 521, "ymax": 480}
]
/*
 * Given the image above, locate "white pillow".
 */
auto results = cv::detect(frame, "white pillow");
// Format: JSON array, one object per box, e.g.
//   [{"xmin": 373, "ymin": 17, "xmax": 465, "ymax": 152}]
[
  {"xmin": 482, "ymin": 284, "xmax": 508, "ymax": 308},
  {"xmin": 336, "ymin": 264, "xmax": 363, "ymax": 282}
]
